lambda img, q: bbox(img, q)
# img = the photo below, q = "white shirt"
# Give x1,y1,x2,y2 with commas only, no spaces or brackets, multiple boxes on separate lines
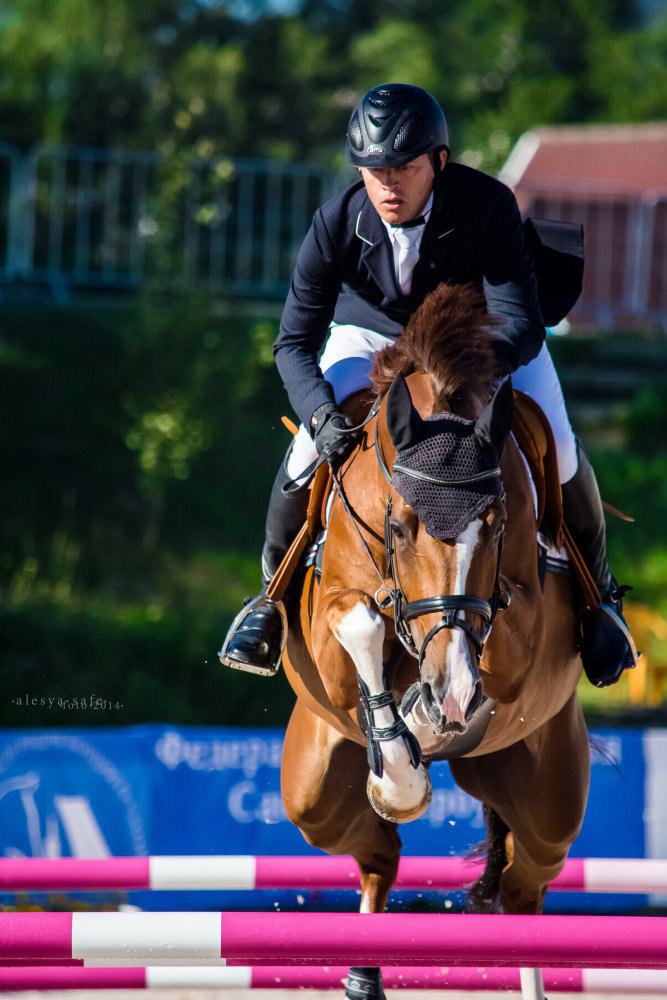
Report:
382,193,433,294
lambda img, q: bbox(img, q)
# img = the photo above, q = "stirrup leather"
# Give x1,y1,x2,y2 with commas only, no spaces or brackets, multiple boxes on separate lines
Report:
218,594,287,677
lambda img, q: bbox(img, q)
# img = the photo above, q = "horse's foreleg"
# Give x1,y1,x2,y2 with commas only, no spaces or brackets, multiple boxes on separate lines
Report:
326,590,432,823
281,699,401,910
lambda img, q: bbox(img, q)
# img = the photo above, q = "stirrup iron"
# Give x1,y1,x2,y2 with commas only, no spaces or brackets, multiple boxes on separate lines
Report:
218,593,287,676
594,601,640,668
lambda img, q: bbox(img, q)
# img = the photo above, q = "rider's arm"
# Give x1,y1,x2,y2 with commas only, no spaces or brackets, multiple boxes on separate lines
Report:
478,180,545,377
273,207,343,429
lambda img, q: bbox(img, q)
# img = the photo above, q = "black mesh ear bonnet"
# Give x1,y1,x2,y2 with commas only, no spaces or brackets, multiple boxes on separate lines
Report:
346,83,449,168
391,413,504,541
385,375,513,542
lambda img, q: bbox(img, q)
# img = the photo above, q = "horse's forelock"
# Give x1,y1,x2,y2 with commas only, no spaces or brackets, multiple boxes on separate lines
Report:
370,284,499,418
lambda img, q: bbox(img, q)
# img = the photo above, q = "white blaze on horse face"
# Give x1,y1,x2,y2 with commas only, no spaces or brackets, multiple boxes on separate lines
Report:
438,519,483,729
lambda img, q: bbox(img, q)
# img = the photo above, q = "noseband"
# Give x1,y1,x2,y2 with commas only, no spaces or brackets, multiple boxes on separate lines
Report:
331,402,508,666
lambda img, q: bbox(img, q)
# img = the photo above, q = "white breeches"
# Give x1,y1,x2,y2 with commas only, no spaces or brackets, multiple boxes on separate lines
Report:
285,323,578,485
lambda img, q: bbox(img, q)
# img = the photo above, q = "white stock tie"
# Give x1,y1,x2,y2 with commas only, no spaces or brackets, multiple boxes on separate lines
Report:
394,227,422,296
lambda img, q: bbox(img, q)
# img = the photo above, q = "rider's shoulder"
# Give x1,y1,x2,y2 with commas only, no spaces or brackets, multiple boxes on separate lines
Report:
317,178,367,222
309,179,368,245
445,161,516,202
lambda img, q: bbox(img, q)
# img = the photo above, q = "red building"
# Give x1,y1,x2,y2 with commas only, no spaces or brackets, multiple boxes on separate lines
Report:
499,123,667,331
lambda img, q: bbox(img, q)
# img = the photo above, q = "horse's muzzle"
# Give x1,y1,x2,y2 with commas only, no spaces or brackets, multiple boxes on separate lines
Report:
420,676,485,734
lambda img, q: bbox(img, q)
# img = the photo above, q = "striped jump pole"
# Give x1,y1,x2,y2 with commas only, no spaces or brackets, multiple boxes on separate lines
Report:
1,855,666,893
1,911,667,968
2,965,667,993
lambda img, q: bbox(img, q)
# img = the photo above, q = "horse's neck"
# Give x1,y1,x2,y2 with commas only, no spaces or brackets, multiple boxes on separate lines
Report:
500,435,541,584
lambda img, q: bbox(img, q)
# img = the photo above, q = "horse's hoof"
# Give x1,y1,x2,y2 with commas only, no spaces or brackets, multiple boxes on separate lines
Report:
366,766,432,823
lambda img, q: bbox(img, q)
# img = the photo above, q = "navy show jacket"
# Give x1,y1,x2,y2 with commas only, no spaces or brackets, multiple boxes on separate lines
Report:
274,162,545,430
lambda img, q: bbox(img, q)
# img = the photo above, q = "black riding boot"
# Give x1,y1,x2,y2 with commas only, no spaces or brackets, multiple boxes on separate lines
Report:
218,456,309,675
561,441,637,687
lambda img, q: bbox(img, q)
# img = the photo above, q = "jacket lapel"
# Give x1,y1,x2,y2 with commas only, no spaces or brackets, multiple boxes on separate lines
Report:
411,183,457,302
355,200,399,293
354,181,459,302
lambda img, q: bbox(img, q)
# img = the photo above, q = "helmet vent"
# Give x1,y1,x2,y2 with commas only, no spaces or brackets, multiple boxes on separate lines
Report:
368,113,392,128
369,90,395,108
393,113,423,152
345,85,448,167
348,112,364,151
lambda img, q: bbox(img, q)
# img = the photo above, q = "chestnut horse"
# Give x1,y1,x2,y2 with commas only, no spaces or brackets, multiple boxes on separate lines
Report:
280,284,589,993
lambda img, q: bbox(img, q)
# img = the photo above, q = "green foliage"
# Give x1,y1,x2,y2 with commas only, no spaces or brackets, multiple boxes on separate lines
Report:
622,389,667,458
349,19,443,97
0,553,297,729
2,2,667,726
589,20,667,121
592,450,667,612
1,0,664,171
0,298,299,726
119,290,286,550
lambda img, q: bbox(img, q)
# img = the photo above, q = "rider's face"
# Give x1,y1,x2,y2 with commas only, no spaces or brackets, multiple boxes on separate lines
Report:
359,150,447,226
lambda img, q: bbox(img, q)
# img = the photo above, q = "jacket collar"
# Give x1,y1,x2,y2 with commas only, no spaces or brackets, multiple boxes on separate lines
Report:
355,184,455,249
353,180,457,297
355,198,386,247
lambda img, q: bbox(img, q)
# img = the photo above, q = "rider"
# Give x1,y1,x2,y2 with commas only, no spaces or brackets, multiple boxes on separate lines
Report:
219,82,636,688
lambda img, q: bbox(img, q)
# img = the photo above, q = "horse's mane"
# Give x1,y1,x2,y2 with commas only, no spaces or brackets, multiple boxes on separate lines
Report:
370,283,500,419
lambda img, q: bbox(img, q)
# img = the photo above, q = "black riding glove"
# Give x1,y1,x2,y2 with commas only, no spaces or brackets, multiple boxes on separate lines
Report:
311,402,360,467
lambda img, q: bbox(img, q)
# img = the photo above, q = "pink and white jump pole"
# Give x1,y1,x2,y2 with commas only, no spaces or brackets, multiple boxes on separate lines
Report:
2,965,667,993
0,912,666,969
0,855,665,894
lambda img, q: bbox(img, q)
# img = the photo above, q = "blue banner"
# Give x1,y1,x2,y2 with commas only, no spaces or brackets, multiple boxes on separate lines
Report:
0,724,661,911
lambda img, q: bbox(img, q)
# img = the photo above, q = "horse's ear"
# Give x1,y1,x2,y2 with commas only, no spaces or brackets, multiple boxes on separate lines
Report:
386,373,424,451
474,377,514,461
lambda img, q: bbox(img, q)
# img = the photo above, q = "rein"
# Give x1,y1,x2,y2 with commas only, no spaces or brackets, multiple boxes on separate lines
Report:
332,402,507,667
283,396,383,495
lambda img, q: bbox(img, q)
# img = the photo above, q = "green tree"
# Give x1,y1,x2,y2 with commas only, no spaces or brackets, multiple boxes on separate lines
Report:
2,0,663,172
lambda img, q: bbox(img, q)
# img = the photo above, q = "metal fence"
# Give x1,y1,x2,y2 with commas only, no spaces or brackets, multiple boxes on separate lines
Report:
0,143,19,280
1,142,665,328
0,144,335,300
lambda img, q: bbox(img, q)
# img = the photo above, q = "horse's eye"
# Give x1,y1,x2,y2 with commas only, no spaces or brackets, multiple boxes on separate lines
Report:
391,522,406,541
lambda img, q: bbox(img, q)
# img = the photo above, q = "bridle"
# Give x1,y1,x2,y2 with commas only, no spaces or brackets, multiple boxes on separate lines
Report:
332,401,508,667
380,492,505,666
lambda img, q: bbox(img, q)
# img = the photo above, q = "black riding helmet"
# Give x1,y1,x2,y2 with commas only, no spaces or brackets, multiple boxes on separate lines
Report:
345,83,449,169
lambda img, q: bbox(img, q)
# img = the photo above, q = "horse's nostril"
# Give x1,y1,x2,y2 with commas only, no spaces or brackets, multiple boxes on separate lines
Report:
420,682,441,725
466,680,484,720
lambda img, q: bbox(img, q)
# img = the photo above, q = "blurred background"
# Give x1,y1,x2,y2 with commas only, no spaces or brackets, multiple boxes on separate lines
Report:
1,0,666,731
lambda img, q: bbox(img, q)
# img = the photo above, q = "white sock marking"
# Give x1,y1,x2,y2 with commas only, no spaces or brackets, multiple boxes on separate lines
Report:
334,602,430,817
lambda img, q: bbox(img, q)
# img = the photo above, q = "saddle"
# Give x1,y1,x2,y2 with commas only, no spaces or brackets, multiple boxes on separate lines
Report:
267,390,601,610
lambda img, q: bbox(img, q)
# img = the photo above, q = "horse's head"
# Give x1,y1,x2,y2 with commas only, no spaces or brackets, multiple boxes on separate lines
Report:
383,372,514,736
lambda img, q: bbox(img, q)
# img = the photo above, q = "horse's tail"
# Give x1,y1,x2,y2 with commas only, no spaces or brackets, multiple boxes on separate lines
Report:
466,805,509,913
